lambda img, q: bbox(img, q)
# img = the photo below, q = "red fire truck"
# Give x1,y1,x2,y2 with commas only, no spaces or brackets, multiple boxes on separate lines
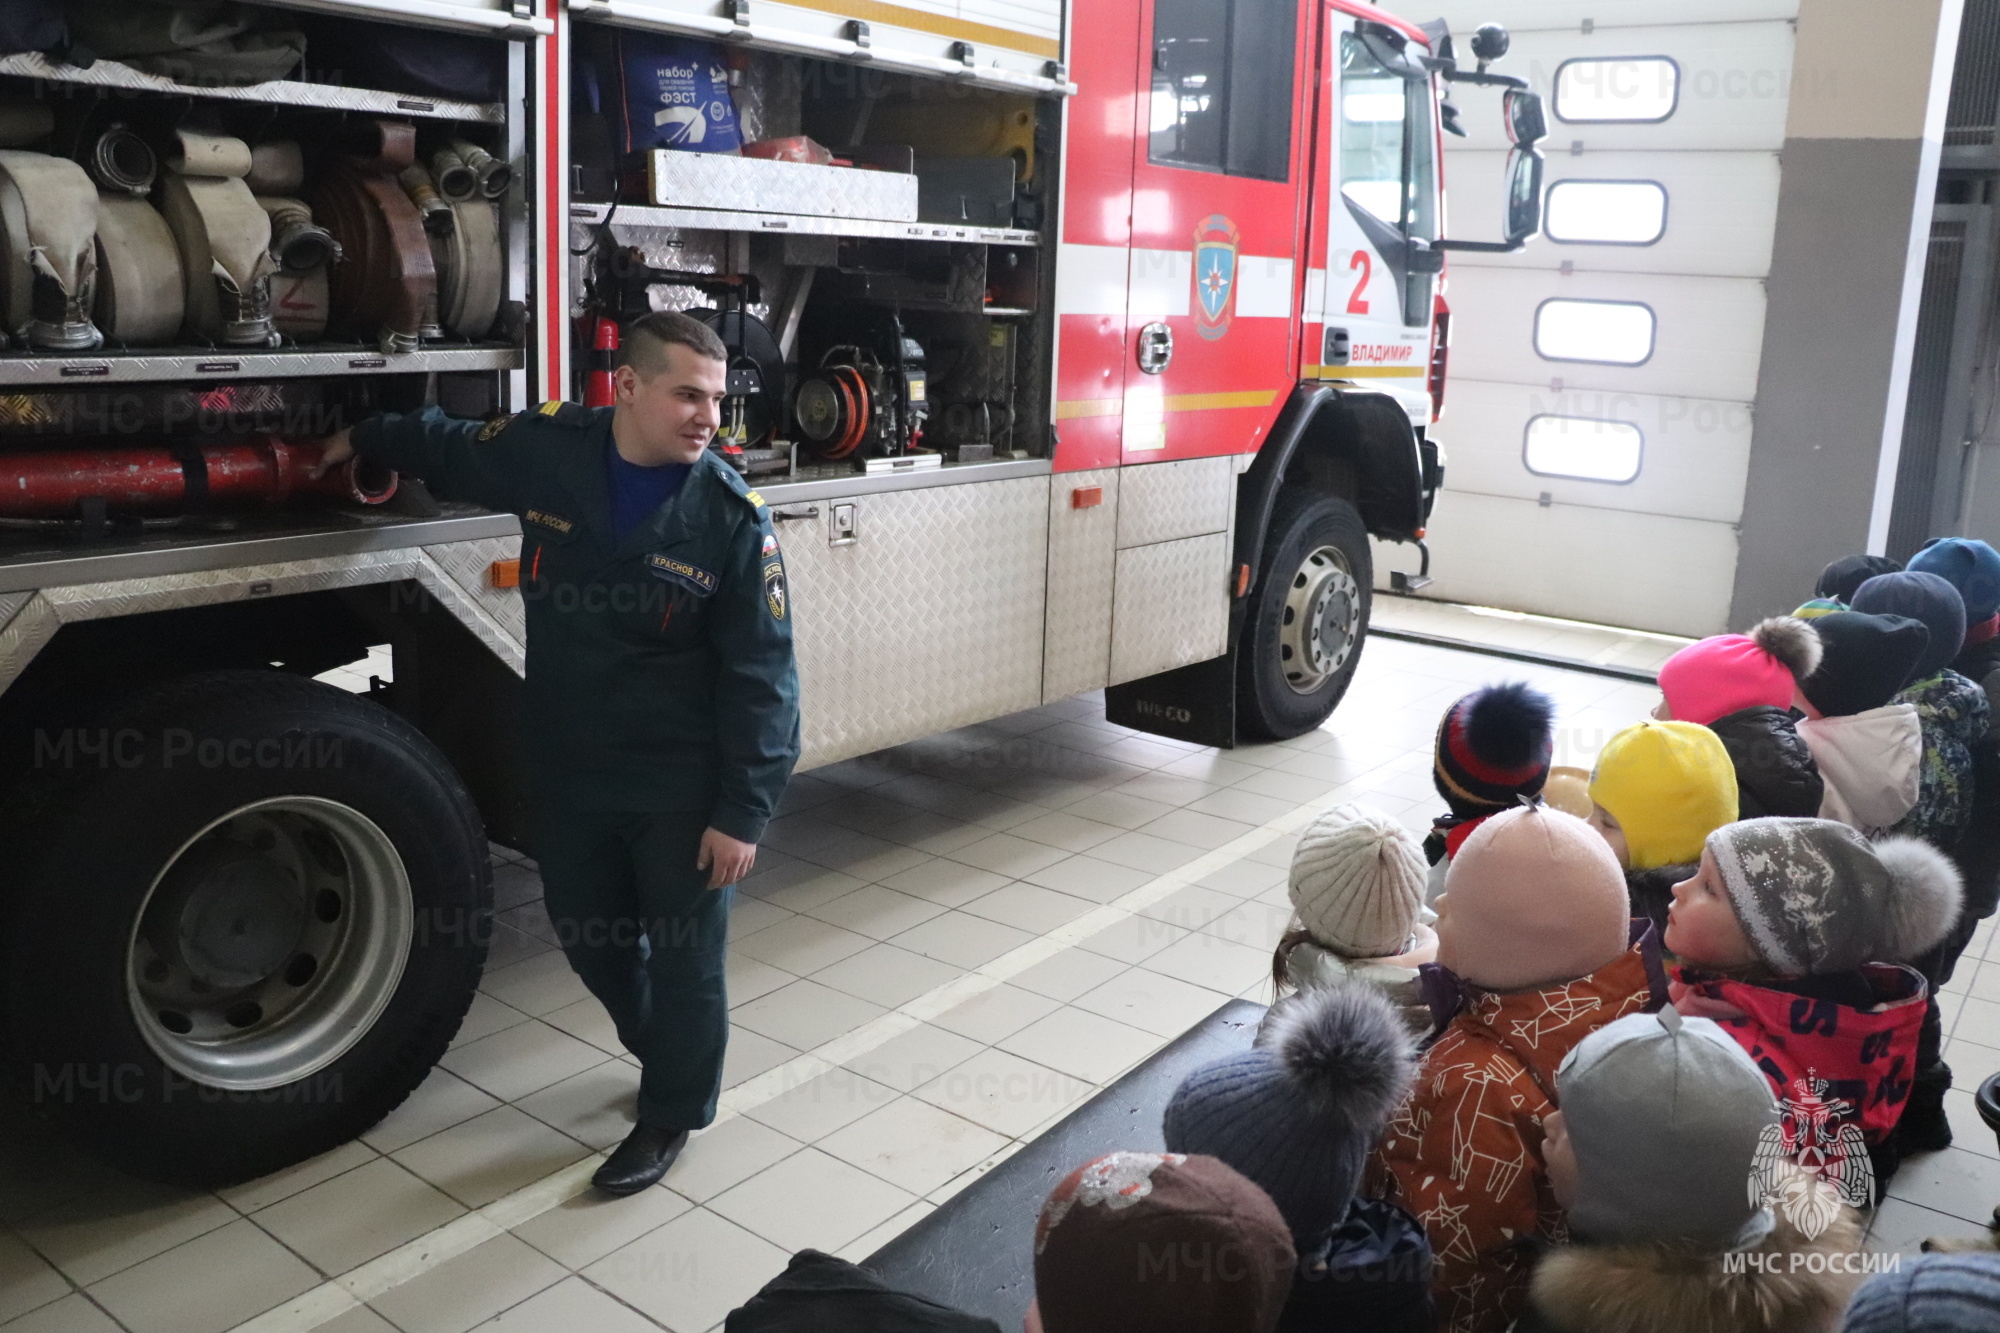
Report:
0,0,1541,1181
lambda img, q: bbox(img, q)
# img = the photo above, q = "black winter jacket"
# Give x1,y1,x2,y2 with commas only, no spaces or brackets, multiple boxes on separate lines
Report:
1279,1198,1434,1333
724,1250,1001,1332
1627,864,1695,941
1707,706,1825,820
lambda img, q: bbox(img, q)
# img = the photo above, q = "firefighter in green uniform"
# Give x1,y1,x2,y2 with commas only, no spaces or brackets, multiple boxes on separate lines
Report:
313,312,799,1195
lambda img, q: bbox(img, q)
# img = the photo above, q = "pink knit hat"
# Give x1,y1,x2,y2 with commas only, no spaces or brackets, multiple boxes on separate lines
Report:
1435,803,1631,992
1656,617,1822,726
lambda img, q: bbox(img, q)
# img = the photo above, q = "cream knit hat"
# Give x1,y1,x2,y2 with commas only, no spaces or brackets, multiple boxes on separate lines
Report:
1288,804,1427,959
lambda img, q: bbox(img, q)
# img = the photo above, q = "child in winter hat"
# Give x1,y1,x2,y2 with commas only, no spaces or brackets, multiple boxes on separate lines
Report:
1793,610,1929,832
1271,805,1437,1035
1029,1152,1296,1333
1843,1253,2000,1333
1665,818,1962,1189
1424,683,1555,889
1851,571,1990,851
1818,552,1904,605
1169,984,1432,1332
1372,803,1658,1333
1526,1008,1866,1333
1910,536,2000,710
1656,616,1825,819
1587,720,1739,934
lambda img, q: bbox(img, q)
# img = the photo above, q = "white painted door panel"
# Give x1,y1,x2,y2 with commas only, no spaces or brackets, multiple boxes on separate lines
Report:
1425,3,1797,31
1445,149,1781,278
1440,379,1753,524
1444,22,1796,153
1398,489,1738,638
1444,266,1766,402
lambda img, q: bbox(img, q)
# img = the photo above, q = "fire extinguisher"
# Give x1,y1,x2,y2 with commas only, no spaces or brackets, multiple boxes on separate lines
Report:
583,316,618,407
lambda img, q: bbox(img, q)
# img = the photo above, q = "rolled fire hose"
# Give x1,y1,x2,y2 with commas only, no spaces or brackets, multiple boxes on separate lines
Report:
0,437,397,517
167,129,254,180
158,131,280,348
269,266,329,343
432,199,501,340
245,140,305,196
429,146,478,202
396,165,455,237
86,124,156,196
0,151,104,351
447,139,511,200
309,155,437,354
257,197,341,272
93,194,185,345
342,120,416,175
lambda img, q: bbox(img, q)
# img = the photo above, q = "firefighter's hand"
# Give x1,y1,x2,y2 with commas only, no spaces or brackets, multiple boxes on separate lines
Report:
698,827,757,889
310,428,356,480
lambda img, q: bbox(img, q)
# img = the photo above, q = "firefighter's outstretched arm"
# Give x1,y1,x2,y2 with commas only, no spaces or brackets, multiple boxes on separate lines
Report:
311,407,535,515
705,505,802,849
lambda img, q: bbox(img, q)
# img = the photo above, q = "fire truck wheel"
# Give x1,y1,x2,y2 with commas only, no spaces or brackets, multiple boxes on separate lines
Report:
1237,491,1372,740
0,671,491,1187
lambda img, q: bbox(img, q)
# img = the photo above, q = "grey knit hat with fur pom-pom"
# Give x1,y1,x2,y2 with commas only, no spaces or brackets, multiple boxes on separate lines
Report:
1707,817,1963,975
1163,982,1417,1241
1289,804,1427,959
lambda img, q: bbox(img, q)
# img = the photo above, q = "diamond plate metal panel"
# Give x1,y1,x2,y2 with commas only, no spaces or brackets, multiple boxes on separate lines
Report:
785,476,1050,769
0,548,529,696
1108,533,1229,686
423,535,526,646
1116,456,1234,549
648,151,919,221
1042,468,1118,704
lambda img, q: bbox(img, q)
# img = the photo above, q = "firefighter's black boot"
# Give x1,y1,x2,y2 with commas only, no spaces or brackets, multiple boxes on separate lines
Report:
593,1122,689,1196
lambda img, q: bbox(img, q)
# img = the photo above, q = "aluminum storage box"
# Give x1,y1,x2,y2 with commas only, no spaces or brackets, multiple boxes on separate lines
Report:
646,150,919,222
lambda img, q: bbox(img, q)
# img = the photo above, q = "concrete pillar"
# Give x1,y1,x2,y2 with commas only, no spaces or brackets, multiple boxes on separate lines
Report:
1729,0,1964,624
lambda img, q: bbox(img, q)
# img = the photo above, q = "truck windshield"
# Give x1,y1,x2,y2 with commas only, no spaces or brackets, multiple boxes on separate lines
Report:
1338,32,1435,243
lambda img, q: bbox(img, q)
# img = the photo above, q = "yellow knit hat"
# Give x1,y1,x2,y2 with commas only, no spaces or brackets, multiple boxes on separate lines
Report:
1588,721,1739,870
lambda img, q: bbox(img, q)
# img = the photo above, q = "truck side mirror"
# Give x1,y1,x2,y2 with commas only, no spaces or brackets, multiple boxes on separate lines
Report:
1504,89,1547,147
1505,146,1545,245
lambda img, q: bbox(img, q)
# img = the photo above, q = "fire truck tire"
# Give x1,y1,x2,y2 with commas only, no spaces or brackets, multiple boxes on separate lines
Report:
1237,490,1372,740
0,671,491,1187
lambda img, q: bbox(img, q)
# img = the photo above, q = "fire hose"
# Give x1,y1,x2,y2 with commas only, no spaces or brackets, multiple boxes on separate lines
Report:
0,437,396,518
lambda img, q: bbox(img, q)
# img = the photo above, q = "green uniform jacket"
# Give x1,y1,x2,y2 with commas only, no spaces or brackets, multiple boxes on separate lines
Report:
353,402,800,842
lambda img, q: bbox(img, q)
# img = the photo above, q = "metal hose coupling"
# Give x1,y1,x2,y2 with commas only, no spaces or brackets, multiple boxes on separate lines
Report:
259,197,343,272
214,266,280,348
429,147,479,202
396,165,456,237
87,124,157,196
448,139,511,200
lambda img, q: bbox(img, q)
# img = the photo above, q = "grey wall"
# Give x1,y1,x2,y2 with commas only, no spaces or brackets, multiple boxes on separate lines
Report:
1731,138,1933,619
1729,0,1963,623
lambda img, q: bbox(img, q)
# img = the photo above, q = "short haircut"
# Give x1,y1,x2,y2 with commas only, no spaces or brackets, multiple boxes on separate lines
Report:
617,310,727,376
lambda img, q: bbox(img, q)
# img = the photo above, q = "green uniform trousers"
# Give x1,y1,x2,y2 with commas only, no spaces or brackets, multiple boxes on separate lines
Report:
531,801,731,1131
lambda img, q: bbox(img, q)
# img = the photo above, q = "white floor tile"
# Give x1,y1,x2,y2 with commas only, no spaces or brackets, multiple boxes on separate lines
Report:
720,1026,798,1090
252,1157,465,1276
662,1118,801,1205
959,882,1098,934
1007,946,1130,1001
910,1046,1094,1138
808,943,966,1009
837,1023,985,1094
708,1149,918,1253
1072,968,1234,1038
438,1021,612,1104
448,993,534,1050
729,980,887,1051
477,952,590,1020
0,1230,69,1325
217,1139,377,1214
888,911,1035,969
741,1067,900,1143
18,1179,235,1289
877,859,1014,908
944,833,1071,879
470,1276,667,1333
364,1067,503,1155
996,1006,1164,1085
511,1184,693,1272
514,1061,644,1151
0,1294,122,1333
366,1232,567,1333
930,983,1063,1044
803,885,949,941
730,916,876,975
584,1207,788,1333
817,1099,1010,1197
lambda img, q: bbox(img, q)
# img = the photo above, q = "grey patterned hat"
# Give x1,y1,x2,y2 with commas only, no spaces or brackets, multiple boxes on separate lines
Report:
1706,818,1963,975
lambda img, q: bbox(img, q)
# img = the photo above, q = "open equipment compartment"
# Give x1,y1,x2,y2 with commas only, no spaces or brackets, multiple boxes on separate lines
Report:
567,20,1061,486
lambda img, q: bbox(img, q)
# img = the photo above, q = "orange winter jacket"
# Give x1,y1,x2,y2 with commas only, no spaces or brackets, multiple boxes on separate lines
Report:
1371,924,1664,1333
